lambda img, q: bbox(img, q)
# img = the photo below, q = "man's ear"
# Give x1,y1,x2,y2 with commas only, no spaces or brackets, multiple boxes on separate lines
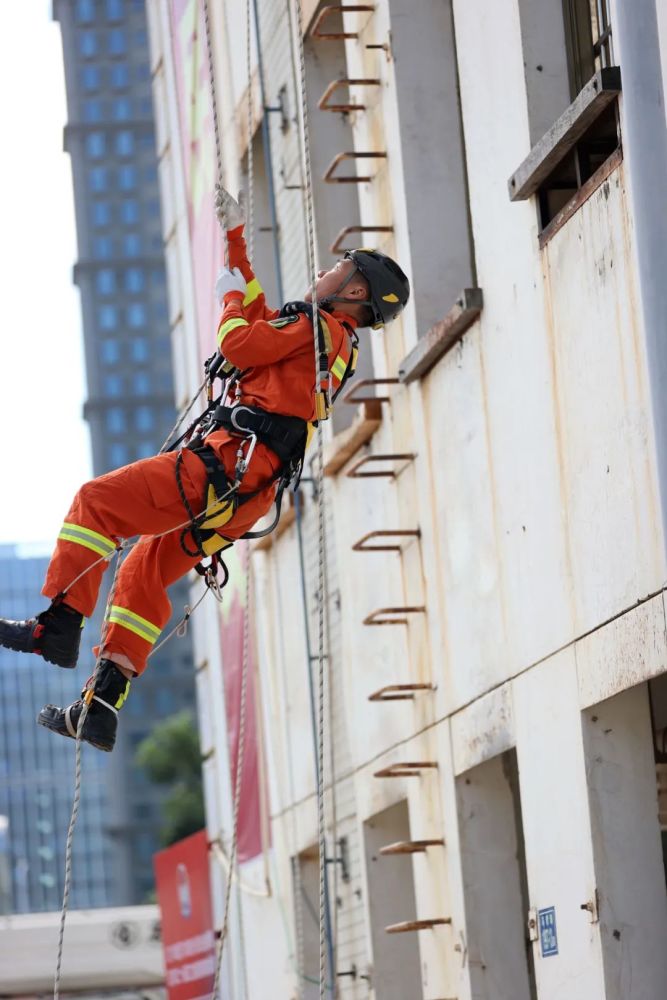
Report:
348,281,368,300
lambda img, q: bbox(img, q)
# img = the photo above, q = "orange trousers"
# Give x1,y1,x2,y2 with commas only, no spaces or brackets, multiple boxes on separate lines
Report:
42,435,278,674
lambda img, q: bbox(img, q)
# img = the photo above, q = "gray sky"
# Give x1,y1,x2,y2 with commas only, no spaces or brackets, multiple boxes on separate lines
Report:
0,2,90,548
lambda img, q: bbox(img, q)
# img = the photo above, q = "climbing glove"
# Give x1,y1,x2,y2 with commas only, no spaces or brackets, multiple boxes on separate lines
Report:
215,184,246,230
215,266,247,304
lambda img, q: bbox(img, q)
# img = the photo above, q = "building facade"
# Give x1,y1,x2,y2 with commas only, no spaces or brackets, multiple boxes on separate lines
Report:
147,1,667,998
0,544,113,913
54,0,197,905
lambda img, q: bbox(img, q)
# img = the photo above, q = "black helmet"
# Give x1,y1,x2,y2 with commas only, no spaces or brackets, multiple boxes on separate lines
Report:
344,249,410,328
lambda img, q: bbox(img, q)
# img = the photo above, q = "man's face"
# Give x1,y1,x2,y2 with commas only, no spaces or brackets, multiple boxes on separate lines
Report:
304,258,360,303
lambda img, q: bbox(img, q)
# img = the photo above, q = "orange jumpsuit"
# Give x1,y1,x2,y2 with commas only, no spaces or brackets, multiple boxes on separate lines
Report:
42,226,357,674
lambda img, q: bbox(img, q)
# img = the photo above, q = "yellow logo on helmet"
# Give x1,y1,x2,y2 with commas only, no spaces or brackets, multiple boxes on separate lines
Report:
382,293,399,303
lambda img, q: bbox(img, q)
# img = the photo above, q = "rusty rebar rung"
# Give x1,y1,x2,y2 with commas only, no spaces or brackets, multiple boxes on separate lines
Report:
324,151,387,183
379,839,444,856
309,5,375,41
342,377,399,405
385,918,451,934
330,225,393,255
374,761,438,779
353,529,420,552
318,77,381,113
363,606,425,626
368,682,434,702
346,453,415,479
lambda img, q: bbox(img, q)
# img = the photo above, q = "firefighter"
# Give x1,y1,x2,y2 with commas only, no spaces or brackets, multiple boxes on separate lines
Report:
0,187,410,752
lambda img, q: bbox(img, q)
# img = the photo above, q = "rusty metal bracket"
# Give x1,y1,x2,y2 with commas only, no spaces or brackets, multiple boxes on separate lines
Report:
374,761,437,778
368,682,433,701
353,529,420,553
324,151,386,183
385,918,451,933
318,77,381,113
342,378,399,405
330,224,393,254
363,606,425,626
346,453,415,478
379,839,444,855
309,5,375,40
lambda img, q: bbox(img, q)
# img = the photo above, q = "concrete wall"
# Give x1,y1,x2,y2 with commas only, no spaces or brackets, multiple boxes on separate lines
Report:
148,0,667,996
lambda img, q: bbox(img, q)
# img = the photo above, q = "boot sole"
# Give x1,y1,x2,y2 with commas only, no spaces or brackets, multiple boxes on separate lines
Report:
37,713,114,752
0,637,78,669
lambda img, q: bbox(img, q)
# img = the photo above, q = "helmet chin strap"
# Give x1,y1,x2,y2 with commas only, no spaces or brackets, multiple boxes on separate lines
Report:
320,266,373,315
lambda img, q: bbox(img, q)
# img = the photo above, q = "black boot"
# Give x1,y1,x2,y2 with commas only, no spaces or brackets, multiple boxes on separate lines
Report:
0,600,83,668
37,659,130,752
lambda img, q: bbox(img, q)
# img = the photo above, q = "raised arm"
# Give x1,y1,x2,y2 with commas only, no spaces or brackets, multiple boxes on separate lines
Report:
215,185,278,325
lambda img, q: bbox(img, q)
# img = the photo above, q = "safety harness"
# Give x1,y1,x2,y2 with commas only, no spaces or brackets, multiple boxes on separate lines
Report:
171,301,358,570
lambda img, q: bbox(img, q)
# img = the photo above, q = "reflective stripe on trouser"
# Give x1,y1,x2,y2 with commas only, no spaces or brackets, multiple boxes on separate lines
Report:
58,522,117,558
42,439,278,674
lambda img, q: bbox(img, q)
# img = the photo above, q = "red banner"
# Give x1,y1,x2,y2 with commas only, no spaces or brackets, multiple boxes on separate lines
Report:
154,829,216,1000
169,0,224,366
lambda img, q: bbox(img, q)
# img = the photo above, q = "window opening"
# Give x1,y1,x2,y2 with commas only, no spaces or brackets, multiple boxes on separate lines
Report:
110,64,129,89
80,66,100,92
92,201,111,227
562,0,613,98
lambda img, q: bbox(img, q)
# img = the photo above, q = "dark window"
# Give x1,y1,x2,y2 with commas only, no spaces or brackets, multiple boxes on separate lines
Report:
562,0,613,97
80,66,100,91
116,130,134,156
135,406,154,431
106,0,124,21
133,373,151,396
110,64,129,89
103,374,123,397
108,29,126,56
93,236,114,259
137,441,155,460
92,201,111,227
76,0,95,22
79,31,97,58
89,167,108,193
106,408,126,433
120,200,139,225
131,337,149,361
101,339,120,363
118,165,136,191
109,443,129,467
85,132,105,158
127,303,147,328
112,98,132,121
83,99,103,122
96,269,116,294
98,305,118,330
123,233,142,257
124,267,145,292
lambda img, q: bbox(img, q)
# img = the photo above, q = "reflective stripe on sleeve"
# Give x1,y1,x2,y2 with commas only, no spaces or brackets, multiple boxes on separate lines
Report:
58,522,117,558
106,605,161,645
242,278,262,307
217,316,249,348
331,354,348,382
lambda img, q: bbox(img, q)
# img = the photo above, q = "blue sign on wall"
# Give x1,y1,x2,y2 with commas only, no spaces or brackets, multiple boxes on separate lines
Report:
539,906,559,957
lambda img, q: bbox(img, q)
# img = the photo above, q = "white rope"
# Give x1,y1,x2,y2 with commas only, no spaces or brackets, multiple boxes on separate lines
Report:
211,545,252,997
290,2,329,996
53,538,128,998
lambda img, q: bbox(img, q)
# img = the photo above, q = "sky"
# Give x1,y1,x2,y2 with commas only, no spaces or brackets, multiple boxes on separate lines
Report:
0,2,90,550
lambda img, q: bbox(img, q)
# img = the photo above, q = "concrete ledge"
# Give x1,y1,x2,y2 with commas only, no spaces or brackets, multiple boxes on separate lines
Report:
508,67,622,202
398,288,483,384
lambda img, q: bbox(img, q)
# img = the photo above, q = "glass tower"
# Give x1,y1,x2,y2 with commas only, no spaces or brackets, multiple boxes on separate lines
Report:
0,544,113,912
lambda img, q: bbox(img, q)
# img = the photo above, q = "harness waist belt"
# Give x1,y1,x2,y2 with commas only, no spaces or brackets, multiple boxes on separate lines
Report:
212,404,307,464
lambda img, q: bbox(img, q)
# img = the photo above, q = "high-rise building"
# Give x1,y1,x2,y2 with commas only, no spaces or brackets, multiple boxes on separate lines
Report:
0,544,113,912
53,0,197,904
